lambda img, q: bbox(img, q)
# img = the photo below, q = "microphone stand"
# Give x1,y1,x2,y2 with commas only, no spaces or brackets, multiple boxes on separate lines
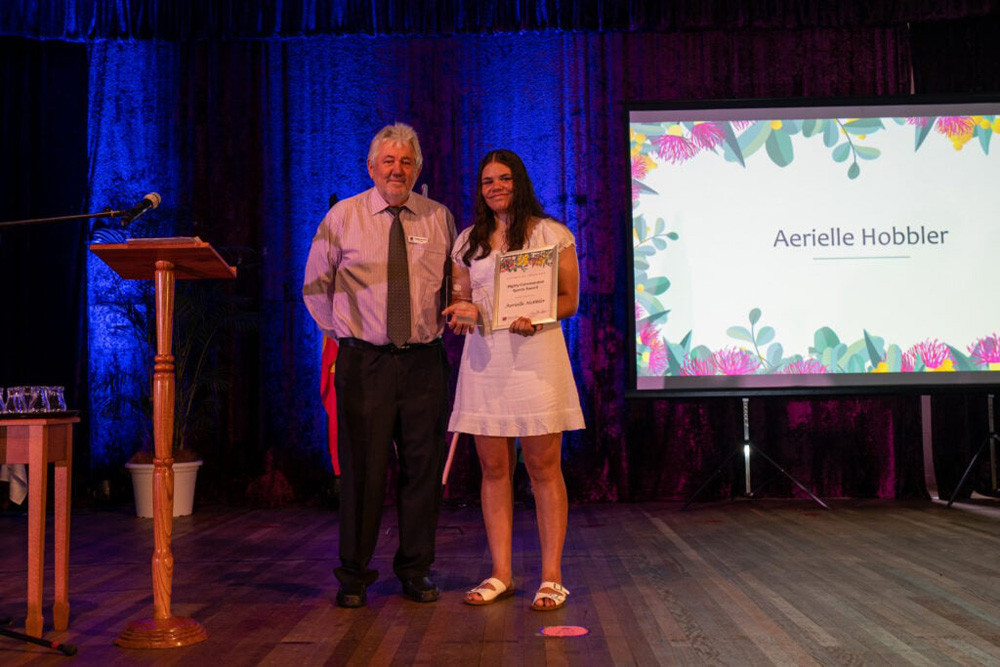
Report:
0,208,133,229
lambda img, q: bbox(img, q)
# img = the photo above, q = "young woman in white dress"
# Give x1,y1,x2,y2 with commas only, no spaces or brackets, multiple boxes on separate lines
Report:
443,149,585,611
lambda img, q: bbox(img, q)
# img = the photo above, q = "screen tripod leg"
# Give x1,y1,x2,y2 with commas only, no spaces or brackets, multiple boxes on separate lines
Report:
947,433,1000,507
682,397,828,510
681,446,745,511
749,445,829,509
948,394,999,507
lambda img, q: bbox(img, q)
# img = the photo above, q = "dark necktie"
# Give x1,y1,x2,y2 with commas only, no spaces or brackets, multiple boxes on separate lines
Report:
386,206,411,347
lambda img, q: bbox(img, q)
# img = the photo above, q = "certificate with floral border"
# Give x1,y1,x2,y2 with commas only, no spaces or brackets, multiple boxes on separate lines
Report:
492,244,559,329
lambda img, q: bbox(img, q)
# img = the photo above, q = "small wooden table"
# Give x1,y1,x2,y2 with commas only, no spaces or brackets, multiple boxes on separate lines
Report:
0,415,78,638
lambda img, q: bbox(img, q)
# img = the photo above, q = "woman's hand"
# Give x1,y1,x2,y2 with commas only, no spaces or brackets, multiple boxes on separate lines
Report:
509,316,542,337
443,301,479,335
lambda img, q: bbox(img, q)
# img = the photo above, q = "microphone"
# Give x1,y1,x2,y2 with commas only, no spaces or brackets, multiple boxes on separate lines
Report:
119,192,161,225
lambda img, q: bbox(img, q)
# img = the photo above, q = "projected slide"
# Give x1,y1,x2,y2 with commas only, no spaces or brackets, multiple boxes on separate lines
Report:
628,97,1000,394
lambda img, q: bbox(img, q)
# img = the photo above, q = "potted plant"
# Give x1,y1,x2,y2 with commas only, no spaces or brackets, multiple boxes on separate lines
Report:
107,276,254,517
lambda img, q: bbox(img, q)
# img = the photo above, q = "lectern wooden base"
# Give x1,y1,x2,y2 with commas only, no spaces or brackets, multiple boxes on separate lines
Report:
115,616,208,649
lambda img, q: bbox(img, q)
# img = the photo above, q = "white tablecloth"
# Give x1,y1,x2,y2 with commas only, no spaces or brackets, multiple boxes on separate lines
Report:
0,463,27,504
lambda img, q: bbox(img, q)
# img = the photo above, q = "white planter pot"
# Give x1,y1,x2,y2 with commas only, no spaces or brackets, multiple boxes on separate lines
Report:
125,460,203,518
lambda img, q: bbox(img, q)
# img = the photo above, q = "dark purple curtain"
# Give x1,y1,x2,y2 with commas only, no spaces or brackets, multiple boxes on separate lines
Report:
548,27,922,503
3,2,999,505
908,14,1000,502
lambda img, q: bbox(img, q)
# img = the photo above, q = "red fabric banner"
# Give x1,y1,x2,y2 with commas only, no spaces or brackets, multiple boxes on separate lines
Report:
320,337,340,475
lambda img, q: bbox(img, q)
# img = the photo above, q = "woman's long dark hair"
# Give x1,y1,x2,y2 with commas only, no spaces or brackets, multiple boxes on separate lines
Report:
461,149,552,266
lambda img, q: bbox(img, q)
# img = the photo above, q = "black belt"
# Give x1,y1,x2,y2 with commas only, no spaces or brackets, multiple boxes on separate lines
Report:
338,337,442,354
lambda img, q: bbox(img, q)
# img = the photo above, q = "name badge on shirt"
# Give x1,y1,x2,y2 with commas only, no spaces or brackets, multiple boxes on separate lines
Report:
407,235,429,244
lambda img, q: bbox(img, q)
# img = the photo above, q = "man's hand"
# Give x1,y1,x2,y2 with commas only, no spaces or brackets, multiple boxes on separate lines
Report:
443,301,478,335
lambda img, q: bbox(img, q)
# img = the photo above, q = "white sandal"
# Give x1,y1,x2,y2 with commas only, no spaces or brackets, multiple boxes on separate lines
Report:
465,577,515,606
531,581,570,611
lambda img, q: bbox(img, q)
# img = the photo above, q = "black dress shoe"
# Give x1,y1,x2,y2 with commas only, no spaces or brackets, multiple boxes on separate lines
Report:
401,576,440,603
336,587,367,608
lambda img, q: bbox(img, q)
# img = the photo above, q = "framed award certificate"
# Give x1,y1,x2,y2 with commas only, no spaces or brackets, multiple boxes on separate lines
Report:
492,244,559,329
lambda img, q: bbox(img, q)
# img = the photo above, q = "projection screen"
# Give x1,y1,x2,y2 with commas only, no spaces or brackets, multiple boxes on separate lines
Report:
627,96,1000,396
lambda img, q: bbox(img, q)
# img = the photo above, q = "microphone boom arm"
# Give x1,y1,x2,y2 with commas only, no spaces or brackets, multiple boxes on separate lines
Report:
1,193,160,229
0,208,131,229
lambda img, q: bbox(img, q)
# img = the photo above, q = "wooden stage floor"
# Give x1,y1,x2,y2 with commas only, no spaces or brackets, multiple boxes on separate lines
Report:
2,498,1000,664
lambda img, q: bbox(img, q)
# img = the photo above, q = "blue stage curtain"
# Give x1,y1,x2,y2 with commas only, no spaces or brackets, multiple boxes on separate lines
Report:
4,3,998,503
84,40,186,473
73,21,937,503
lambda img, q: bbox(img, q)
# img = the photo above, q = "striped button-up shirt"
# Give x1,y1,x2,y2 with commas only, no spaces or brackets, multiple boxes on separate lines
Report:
303,187,456,345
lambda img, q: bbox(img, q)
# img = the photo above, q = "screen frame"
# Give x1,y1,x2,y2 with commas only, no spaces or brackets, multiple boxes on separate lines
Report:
624,93,1000,398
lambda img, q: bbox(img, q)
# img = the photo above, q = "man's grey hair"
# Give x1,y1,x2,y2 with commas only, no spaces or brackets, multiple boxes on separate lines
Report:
367,122,423,171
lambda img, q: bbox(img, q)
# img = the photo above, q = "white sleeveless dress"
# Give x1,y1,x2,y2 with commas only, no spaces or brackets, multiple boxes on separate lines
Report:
448,219,585,437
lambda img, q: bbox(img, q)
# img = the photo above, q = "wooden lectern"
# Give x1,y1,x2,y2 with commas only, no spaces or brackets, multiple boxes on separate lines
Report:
90,239,236,649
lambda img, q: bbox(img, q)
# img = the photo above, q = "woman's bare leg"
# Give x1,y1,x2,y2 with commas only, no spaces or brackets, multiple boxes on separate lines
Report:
520,432,567,607
466,435,517,601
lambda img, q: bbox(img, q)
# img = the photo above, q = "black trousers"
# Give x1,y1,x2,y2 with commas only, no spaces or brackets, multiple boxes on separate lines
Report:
333,338,450,589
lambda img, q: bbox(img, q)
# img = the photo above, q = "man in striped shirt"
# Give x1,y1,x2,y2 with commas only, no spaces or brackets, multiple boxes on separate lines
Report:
303,123,456,608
